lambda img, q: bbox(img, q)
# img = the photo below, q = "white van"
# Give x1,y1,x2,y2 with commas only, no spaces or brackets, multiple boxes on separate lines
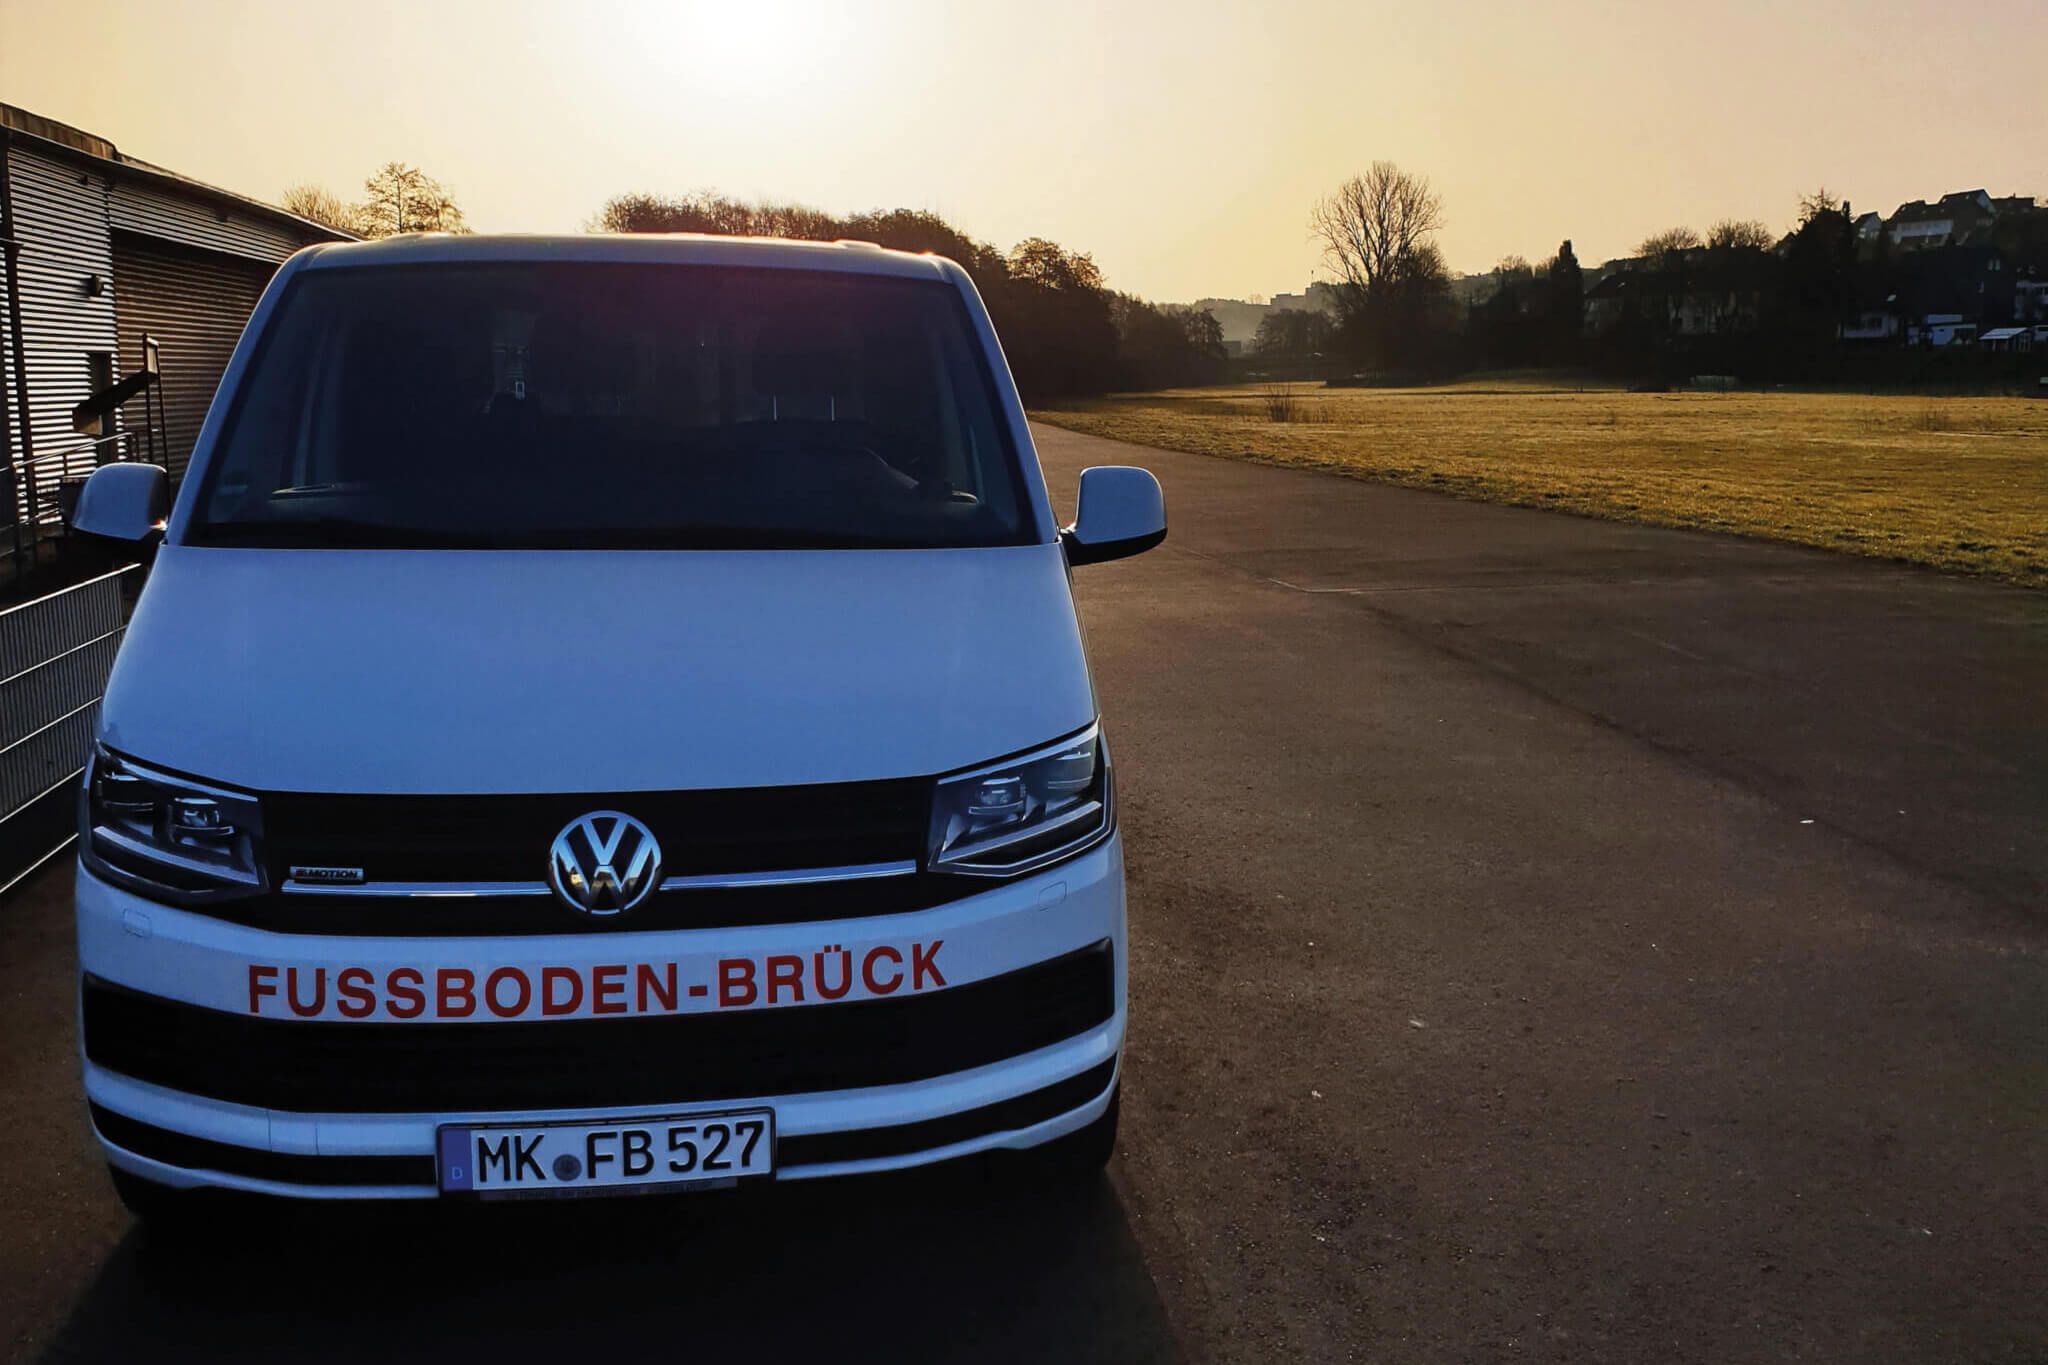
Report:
68,234,1164,1215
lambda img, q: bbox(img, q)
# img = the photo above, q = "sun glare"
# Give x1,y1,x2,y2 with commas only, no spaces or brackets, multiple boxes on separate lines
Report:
646,0,840,95
690,3,805,56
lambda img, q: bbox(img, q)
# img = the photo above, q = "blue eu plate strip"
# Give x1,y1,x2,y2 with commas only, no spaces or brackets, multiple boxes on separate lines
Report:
437,1128,474,1191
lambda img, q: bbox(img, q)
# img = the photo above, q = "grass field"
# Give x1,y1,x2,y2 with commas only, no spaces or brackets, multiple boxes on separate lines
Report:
1032,380,2048,585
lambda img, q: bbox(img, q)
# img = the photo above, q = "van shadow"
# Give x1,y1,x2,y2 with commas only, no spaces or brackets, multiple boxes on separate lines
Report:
37,1160,1180,1364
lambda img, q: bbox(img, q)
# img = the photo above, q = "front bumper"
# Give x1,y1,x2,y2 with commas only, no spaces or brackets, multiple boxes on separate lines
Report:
76,836,1125,1199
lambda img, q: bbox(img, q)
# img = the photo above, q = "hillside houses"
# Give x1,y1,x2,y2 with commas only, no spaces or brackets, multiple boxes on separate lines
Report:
1582,248,1774,338
1850,190,2045,346
1581,188,2045,352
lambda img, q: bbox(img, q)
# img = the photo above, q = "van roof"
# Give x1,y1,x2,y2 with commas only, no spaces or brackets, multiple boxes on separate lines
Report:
295,233,955,280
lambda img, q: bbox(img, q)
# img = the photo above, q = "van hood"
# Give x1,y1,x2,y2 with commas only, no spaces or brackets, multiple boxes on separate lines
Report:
102,545,1096,794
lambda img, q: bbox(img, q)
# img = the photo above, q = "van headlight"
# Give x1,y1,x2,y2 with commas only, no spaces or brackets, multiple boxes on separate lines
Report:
82,747,267,902
929,724,1113,877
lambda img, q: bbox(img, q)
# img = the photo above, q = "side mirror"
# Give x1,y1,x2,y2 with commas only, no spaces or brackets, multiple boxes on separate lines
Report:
1061,466,1165,566
71,462,169,542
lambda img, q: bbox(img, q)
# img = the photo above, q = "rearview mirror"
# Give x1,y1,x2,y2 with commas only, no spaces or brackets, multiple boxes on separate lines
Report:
1061,466,1165,566
71,463,169,542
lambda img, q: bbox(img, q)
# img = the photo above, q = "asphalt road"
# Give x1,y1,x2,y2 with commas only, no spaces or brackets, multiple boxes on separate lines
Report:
6,422,2046,1362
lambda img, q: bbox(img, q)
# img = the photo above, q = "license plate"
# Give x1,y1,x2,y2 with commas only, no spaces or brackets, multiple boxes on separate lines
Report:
437,1109,775,1197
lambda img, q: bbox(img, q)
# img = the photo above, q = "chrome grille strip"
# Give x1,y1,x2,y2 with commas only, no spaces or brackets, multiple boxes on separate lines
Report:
280,879,554,898
279,859,920,898
660,860,917,891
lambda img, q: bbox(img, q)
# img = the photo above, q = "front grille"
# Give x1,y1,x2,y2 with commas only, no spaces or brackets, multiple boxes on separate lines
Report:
82,941,1114,1114
233,776,950,934
211,876,977,936
266,779,929,883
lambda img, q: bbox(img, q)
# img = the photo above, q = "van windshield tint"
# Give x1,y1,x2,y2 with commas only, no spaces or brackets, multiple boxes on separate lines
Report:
189,264,1032,550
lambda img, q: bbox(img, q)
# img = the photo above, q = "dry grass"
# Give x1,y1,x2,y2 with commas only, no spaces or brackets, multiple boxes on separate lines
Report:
1254,382,1329,424
1032,379,2048,585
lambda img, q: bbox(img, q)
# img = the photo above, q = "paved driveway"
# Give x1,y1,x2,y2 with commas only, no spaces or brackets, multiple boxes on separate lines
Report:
4,424,2044,1363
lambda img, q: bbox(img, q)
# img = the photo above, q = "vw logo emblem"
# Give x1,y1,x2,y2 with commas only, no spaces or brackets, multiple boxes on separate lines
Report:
548,811,663,917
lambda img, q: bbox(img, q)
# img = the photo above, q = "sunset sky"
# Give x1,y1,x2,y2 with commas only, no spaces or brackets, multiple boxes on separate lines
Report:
2,0,2041,302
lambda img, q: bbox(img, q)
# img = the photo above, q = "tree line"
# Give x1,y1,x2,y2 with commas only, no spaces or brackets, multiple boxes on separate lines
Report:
1291,165,2046,383
279,171,1226,399
287,160,2037,393
591,193,1225,399
284,164,469,237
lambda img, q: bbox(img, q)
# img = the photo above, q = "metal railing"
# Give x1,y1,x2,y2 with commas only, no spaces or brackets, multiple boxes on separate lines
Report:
0,564,134,897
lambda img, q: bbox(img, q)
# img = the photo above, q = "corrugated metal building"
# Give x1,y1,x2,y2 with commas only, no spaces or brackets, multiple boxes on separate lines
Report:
0,104,353,563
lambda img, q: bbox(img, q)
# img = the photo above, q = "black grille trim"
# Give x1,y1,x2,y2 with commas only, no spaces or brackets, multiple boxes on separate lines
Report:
92,1105,435,1186
87,1059,1116,1189
82,941,1115,1114
780,1058,1116,1166
264,780,930,885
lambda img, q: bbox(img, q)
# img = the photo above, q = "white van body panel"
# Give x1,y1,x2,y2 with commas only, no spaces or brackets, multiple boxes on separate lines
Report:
103,542,1094,793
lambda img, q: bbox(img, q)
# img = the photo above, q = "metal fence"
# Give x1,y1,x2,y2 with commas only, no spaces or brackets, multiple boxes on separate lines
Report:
0,564,133,896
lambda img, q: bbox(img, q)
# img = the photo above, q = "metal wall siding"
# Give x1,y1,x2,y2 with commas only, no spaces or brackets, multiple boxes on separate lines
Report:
5,147,116,501
0,209,11,477
113,239,273,478
109,181,314,265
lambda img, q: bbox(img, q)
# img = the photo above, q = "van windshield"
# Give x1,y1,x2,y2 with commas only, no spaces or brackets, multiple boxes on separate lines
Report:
188,263,1033,550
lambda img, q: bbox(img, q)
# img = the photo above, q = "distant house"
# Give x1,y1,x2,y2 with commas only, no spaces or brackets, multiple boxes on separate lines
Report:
1978,326,2042,354
1840,305,1903,342
1675,252,1770,335
1909,314,1978,347
1580,267,1634,335
1580,248,1768,338
1882,189,2011,252
1,103,352,550
1888,244,2011,336
2016,279,2048,323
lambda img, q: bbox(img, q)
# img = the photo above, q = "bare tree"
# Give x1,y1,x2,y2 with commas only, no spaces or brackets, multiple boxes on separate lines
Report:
359,163,468,237
1492,254,1537,284
1008,237,1104,292
1253,308,1333,359
1707,219,1775,251
591,191,758,236
751,201,841,242
1636,226,1704,259
1797,188,1844,225
1310,162,1445,302
280,183,361,235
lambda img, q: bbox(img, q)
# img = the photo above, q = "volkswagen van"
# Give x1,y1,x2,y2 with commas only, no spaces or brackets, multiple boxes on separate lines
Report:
68,234,1163,1215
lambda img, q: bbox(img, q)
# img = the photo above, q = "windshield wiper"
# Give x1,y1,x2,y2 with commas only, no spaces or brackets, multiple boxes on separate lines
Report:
189,517,502,549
